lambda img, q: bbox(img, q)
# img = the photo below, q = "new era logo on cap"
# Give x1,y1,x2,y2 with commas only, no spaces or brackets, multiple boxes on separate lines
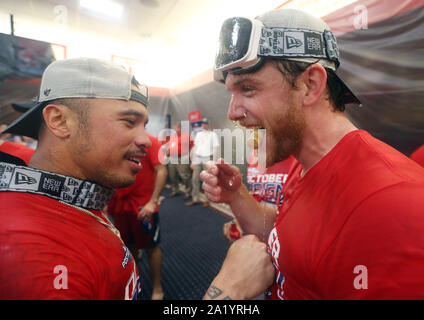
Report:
15,172,37,185
286,36,303,49
284,32,305,53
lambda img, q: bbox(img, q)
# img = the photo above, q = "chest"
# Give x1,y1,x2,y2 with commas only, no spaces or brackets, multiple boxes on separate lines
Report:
267,176,360,298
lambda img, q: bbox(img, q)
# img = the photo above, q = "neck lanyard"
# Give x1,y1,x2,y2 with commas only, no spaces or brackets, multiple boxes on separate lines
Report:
0,162,114,210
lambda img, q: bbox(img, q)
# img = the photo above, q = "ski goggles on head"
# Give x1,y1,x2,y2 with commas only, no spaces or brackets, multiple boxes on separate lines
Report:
214,16,341,82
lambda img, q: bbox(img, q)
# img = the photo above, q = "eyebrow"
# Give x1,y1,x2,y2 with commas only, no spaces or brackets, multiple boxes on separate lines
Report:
227,75,262,90
118,109,144,117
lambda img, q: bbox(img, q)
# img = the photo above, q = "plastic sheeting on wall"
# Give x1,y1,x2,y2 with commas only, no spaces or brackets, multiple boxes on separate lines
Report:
328,0,424,155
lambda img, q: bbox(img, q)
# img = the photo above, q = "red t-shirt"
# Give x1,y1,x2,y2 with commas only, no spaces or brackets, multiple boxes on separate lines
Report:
0,141,34,164
247,151,297,205
167,132,193,156
268,130,424,299
0,193,140,299
410,145,424,167
107,134,162,215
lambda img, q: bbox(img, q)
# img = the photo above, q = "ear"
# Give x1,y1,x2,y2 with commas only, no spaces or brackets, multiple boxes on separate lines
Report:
42,104,73,139
301,63,327,107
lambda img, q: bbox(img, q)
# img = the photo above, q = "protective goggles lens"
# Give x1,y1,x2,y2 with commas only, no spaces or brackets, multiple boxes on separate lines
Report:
214,17,264,82
214,16,340,82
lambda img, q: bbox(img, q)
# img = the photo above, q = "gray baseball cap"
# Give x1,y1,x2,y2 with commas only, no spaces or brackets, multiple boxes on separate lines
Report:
214,8,360,105
257,9,360,105
2,57,148,139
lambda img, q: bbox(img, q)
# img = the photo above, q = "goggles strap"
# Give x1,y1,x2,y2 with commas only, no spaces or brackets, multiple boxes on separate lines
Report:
258,27,339,67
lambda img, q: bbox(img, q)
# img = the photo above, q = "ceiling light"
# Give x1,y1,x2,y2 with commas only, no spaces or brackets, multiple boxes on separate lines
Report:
80,0,124,20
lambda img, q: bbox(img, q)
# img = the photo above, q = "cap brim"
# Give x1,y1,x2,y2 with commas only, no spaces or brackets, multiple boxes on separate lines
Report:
11,100,38,113
2,101,46,139
332,71,361,105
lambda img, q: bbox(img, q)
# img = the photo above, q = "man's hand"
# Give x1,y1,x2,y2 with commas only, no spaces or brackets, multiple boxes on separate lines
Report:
204,235,275,300
200,159,243,204
137,200,156,221
223,220,243,242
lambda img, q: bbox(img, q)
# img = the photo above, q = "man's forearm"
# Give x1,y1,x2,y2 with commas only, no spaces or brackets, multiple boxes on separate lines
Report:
203,285,232,300
228,184,276,242
150,165,167,203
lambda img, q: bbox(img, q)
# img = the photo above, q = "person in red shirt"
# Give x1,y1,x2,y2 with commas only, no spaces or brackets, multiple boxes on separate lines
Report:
165,122,193,199
0,124,35,164
0,58,151,299
201,8,424,299
107,134,167,300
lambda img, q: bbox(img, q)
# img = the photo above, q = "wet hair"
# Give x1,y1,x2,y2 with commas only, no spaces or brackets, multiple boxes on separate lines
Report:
270,59,345,112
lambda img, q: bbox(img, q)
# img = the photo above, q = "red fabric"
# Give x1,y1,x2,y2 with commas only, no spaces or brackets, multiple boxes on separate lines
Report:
167,132,193,156
0,141,34,164
247,151,297,205
268,130,424,299
107,134,161,215
410,145,424,167
112,210,156,250
0,193,140,299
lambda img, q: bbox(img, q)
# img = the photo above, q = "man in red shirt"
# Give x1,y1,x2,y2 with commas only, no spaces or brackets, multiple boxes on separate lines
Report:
107,134,167,300
0,58,151,299
165,122,193,199
201,8,424,299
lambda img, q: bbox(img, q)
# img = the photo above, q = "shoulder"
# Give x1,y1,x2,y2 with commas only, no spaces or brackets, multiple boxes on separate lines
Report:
316,182,424,299
328,130,424,199
410,145,424,167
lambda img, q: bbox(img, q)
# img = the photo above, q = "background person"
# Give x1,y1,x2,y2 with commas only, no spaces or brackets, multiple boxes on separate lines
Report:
186,117,220,207
107,133,167,300
223,129,297,242
0,123,35,164
166,122,193,199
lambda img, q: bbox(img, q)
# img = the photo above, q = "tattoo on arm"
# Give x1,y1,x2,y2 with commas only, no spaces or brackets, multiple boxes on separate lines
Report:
206,285,232,300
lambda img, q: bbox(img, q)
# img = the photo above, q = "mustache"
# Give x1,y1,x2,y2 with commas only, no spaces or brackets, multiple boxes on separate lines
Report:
124,149,147,158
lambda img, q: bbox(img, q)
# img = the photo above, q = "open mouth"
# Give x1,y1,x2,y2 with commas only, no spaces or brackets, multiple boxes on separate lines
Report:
125,150,146,168
127,157,141,166
235,119,265,130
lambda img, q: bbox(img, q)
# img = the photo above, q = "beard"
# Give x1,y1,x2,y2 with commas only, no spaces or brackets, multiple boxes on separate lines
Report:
263,100,305,167
71,124,137,189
